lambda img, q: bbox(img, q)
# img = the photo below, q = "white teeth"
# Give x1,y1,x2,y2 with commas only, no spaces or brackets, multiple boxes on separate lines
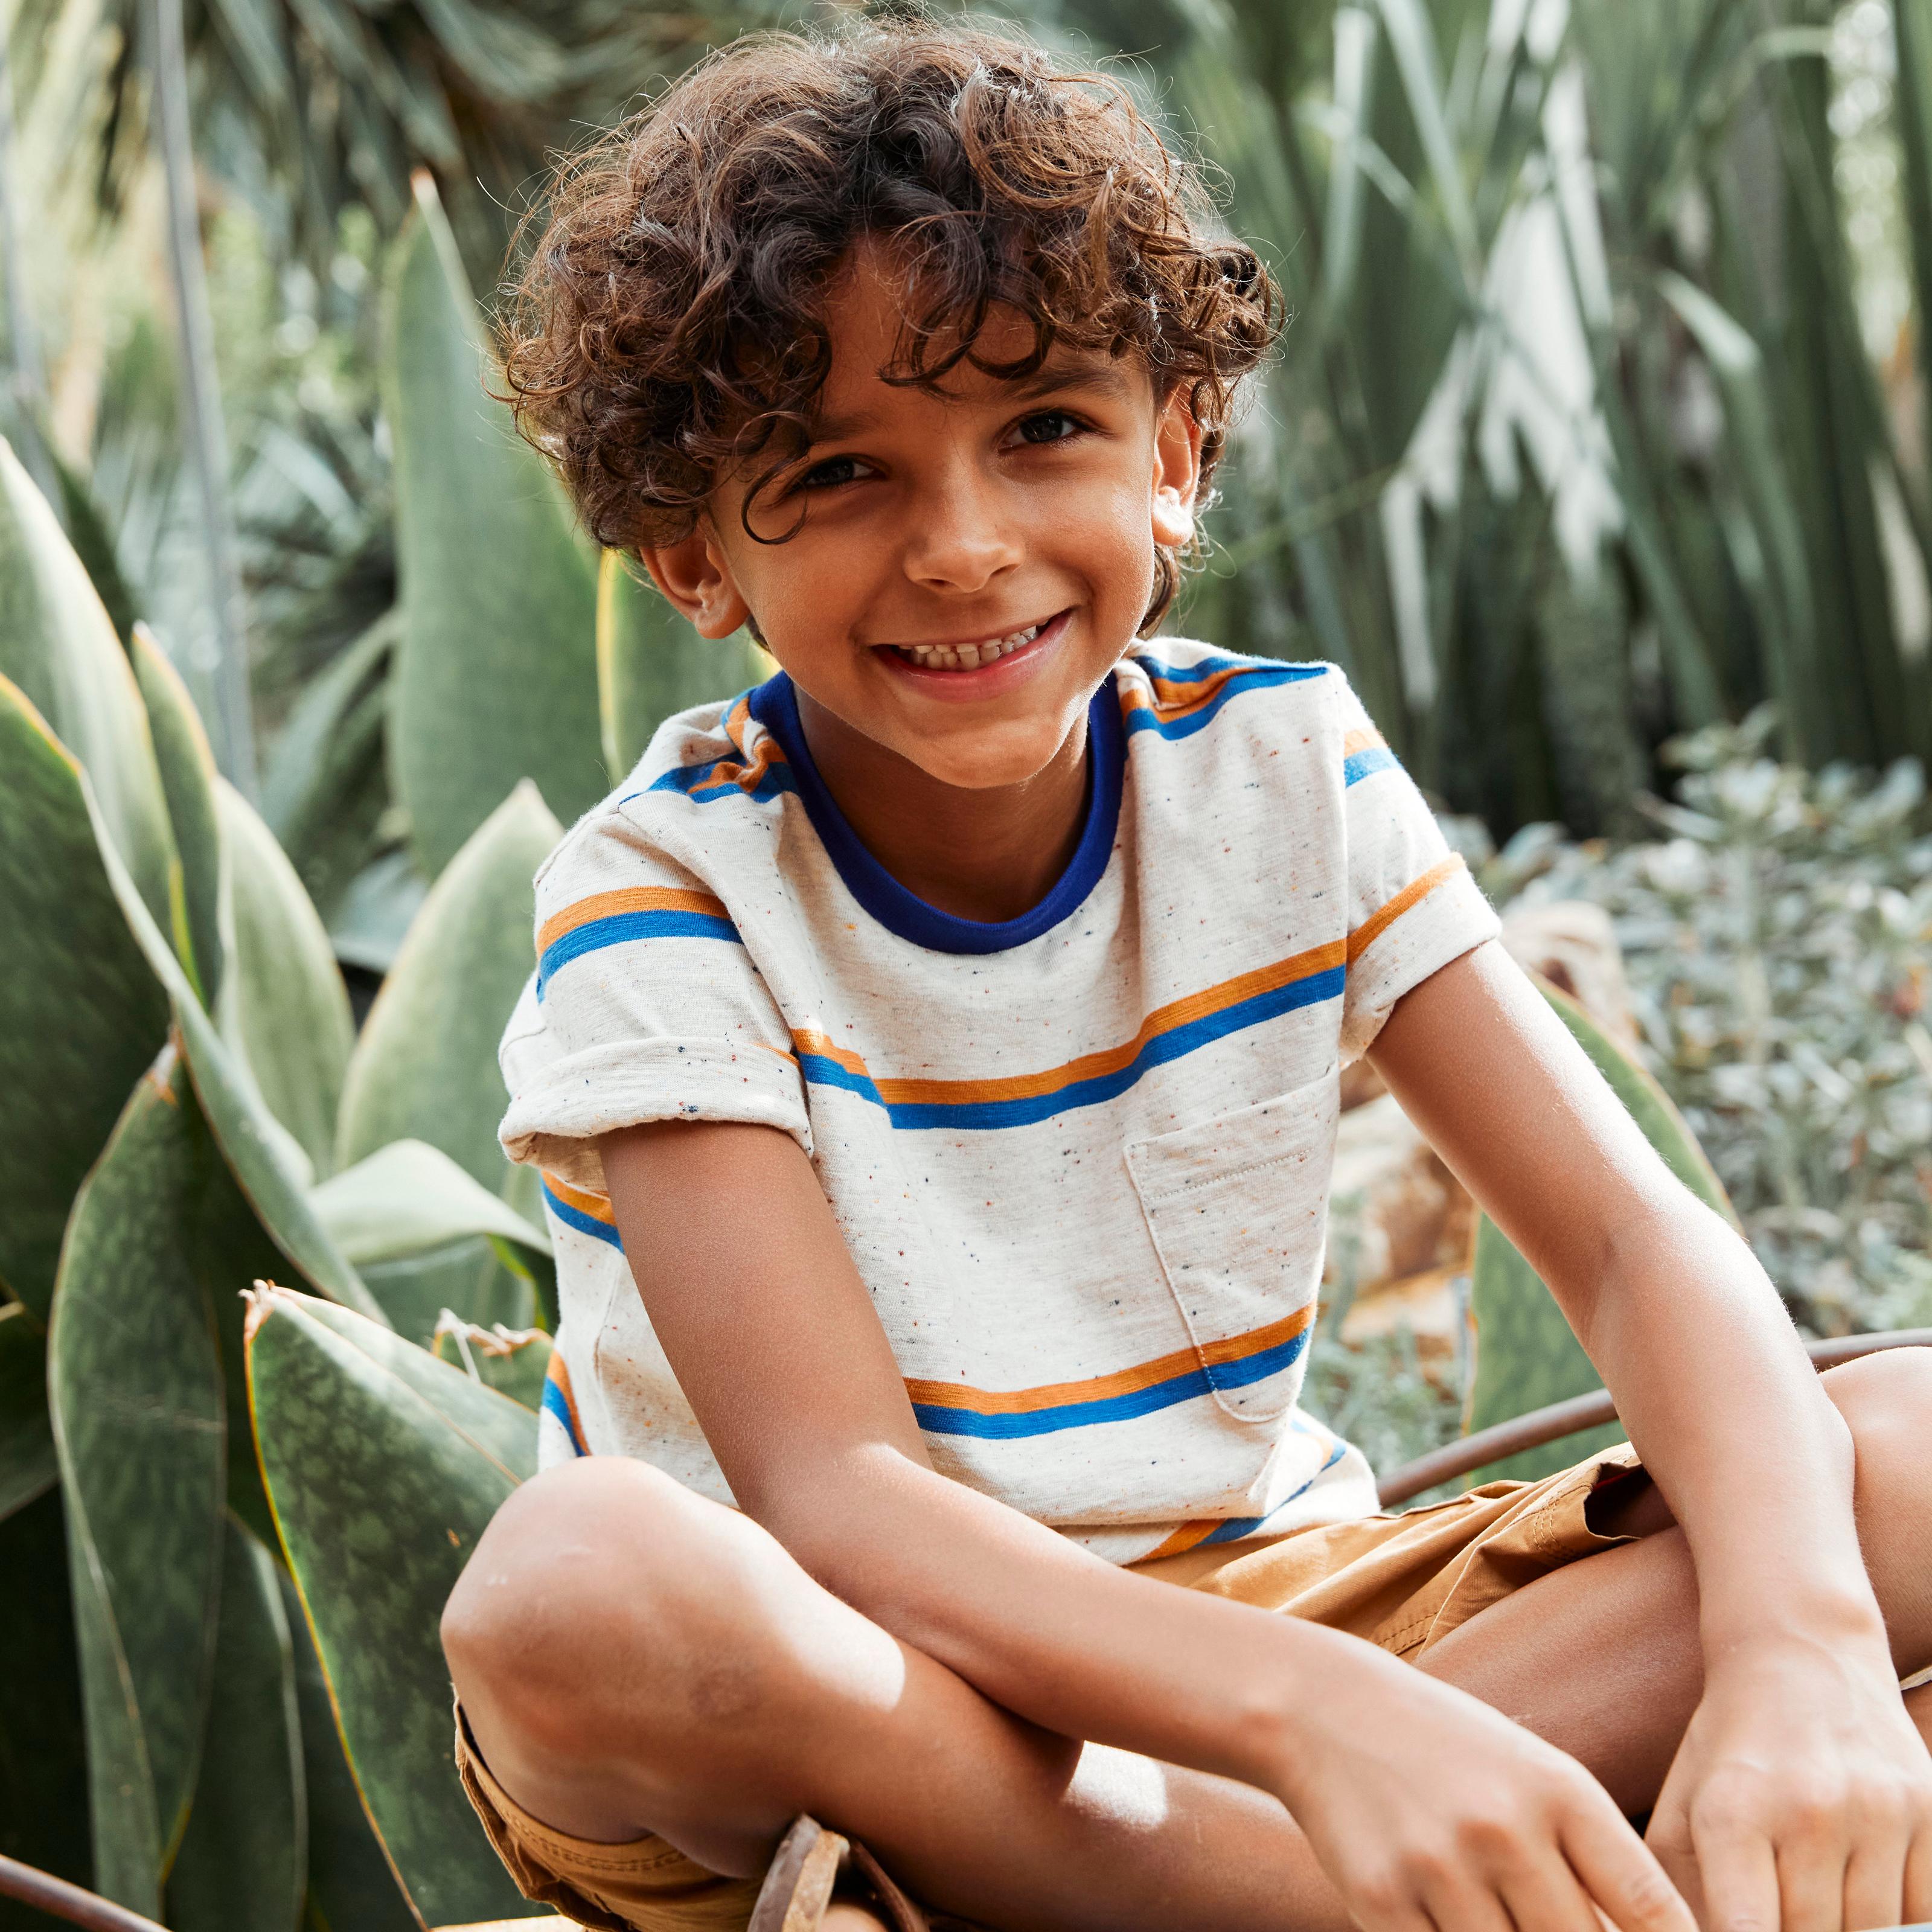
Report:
898,622,1044,671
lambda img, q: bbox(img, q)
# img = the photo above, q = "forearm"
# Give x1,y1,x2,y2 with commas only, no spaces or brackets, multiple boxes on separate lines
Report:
744,1441,1395,1799
1576,1194,1884,1656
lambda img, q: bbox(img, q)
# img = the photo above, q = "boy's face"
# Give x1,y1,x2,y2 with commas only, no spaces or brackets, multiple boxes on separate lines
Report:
640,243,1202,791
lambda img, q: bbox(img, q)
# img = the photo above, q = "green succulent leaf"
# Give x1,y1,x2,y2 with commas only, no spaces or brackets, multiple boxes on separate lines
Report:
248,1284,535,1927
57,716,385,1323
0,1303,56,1526
0,676,169,1322
0,438,176,933
596,549,766,776
129,624,227,1008
261,612,397,930
1465,976,1734,1482
0,1488,93,1922
168,1515,307,1932
384,171,602,880
48,1050,228,1912
281,1569,418,1932
217,777,357,1179
312,1139,552,1268
336,780,562,1189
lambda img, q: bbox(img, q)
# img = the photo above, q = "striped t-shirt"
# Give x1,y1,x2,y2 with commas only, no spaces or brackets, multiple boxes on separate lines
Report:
498,641,1499,1564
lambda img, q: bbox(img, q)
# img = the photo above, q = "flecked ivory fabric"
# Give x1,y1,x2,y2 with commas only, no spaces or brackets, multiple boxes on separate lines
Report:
497,640,1502,1564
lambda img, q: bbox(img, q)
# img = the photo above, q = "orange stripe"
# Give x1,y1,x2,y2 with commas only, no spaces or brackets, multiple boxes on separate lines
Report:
1139,1519,1223,1563
792,940,1346,1110
1346,856,1464,962
537,886,729,953
722,692,752,755
541,1171,616,1225
902,1303,1314,1418
1343,726,1386,756
1141,661,1261,718
545,1350,588,1445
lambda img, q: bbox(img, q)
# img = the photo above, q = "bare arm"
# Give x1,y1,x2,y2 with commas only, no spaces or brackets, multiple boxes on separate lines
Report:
601,1108,1689,1932
1369,940,1932,1930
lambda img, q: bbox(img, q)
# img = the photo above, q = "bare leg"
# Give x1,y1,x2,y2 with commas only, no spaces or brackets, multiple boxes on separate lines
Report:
444,1454,1348,1932
443,1351,1932,1931
1417,1350,1932,1810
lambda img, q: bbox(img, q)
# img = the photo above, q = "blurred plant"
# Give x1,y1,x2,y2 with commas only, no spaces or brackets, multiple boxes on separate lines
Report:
1030,0,1932,835
1500,713,1932,1335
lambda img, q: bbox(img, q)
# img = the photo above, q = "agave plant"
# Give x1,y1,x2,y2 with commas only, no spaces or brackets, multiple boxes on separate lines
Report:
0,167,754,1925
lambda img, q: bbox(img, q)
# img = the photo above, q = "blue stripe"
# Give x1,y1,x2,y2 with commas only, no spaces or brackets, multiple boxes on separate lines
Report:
536,910,742,999
912,1326,1311,1441
1197,1441,1351,1544
1124,665,1322,742
540,1377,589,1457
1344,746,1399,786
1134,653,1326,687
798,963,1345,1131
647,758,796,804
542,1183,625,1252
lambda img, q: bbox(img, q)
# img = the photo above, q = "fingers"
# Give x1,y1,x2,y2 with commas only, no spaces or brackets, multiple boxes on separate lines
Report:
1689,1820,1780,1932
1559,1796,1699,1932
1905,1827,1932,1928
1840,1840,1907,1932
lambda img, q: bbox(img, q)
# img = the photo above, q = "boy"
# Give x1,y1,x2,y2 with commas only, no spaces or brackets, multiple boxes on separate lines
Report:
443,21,1932,1932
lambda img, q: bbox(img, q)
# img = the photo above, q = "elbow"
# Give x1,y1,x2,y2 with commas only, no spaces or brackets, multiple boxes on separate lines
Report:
737,1445,935,1618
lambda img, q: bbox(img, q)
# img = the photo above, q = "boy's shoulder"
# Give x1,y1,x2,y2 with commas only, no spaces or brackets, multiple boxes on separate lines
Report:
1115,640,1361,746
531,686,775,908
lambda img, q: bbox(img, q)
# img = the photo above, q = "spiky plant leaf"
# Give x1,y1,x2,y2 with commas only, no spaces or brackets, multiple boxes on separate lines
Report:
130,624,226,1008
217,778,356,1179
1466,976,1733,1482
280,1570,418,1932
336,780,561,1189
0,1304,56,1526
0,676,169,1321
385,173,601,880
0,440,176,932
47,1051,228,1914
261,613,397,928
312,1139,552,1268
596,550,764,776
248,1285,534,1927
0,1489,92,1921
168,1516,307,1932
55,706,385,1323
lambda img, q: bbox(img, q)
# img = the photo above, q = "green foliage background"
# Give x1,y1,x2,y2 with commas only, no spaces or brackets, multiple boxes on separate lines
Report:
3,0,1932,1924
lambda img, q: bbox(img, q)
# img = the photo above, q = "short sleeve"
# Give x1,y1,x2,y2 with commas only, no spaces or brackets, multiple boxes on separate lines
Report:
1334,674,1501,1063
497,804,810,1193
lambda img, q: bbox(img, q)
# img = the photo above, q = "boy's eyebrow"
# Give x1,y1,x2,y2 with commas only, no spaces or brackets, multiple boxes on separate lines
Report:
805,359,1136,443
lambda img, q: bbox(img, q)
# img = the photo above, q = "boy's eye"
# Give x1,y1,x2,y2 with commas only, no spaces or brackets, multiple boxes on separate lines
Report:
799,454,872,490
1014,410,1084,446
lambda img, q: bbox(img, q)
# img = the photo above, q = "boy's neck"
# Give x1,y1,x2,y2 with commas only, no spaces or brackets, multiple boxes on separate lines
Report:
793,686,1092,926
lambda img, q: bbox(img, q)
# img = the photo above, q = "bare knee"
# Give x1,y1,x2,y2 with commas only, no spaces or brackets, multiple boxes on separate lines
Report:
1822,1347,1932,1512
442,1457,781,1772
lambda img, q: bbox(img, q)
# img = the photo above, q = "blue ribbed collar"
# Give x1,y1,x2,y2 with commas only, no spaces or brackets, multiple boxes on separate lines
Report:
745,671,1124,956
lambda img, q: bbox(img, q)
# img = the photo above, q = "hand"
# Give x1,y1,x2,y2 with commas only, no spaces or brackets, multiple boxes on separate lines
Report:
1278,1642,1696,1932
1649,1633,1932,1931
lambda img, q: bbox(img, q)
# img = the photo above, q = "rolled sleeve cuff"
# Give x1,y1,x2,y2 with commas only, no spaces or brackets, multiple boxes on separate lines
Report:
1341,857,1502,1064
499,1036,813,1187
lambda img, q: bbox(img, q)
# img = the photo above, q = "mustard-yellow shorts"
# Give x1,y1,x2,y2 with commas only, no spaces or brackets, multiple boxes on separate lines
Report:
455,1447,1650,1931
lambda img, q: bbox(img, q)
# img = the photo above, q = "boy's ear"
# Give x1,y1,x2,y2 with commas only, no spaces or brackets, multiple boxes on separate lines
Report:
637,525,753,641
1150,389,1205,552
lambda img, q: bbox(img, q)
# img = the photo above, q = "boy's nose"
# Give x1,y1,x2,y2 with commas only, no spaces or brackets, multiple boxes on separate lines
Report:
900,461,1024,593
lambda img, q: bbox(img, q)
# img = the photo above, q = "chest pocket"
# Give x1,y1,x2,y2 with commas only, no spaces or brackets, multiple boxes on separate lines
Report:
1124,1072,1340,1424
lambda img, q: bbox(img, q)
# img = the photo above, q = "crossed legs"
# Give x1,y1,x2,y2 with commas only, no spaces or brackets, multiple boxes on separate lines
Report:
443,1352,1932,1932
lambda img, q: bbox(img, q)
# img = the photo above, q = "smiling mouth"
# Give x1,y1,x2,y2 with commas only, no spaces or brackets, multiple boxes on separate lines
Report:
885,617,1056,673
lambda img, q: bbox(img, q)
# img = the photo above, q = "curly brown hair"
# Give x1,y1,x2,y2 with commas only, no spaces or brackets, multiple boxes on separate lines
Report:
498,14,1281,632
